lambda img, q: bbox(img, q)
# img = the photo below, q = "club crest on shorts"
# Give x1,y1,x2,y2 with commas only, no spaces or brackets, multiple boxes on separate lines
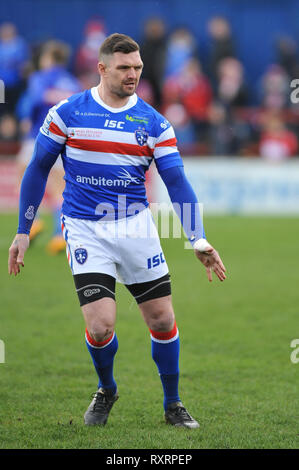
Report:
74,247,88,264
135,128,149,146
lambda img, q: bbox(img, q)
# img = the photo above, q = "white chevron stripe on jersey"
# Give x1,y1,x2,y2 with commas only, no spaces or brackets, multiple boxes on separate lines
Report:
52,108,68,135
154,147,179,159
156,126,177,144
65,145,152,166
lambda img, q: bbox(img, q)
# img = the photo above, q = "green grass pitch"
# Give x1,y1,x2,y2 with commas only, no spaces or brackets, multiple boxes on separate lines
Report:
1,213,299,449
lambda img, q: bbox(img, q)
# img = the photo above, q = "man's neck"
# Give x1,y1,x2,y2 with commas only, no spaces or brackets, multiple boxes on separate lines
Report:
97,84,131,109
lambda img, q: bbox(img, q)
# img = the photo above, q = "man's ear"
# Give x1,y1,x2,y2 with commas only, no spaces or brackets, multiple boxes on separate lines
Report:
98,61,106,76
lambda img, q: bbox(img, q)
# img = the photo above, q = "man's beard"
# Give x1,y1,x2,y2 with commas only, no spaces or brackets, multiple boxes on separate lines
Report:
111,82,137,98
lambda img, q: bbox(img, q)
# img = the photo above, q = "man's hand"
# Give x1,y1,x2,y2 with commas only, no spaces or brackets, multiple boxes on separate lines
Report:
193,238,226,282
8,234,30,276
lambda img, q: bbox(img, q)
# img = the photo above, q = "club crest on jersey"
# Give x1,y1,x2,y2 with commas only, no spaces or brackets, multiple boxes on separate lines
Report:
74,248,88,265
135,129,149,146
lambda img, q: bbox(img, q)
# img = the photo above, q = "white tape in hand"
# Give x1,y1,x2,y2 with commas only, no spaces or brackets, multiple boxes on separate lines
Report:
193,238,212,252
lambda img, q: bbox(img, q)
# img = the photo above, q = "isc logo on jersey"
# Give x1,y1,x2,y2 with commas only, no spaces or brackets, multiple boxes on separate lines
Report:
104,119,125,129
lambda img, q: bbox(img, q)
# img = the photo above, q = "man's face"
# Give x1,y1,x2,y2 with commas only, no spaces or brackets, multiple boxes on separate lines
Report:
99,51,143,98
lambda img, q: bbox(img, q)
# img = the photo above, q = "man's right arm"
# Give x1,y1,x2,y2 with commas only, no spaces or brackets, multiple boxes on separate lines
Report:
17,136,61,235
8,135,63,276
17,138,61,234
9,100,69,275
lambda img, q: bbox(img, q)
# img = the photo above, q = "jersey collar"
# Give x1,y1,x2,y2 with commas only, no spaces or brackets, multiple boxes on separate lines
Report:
91,87,137,113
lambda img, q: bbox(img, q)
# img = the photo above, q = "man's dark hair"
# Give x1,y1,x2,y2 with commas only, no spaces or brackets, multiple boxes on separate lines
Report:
99,33,139,60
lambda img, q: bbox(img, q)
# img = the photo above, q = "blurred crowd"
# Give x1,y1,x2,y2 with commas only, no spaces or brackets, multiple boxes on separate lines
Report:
0,16,299,159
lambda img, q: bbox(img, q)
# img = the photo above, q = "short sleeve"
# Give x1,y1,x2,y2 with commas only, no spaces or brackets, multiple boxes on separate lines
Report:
153,118,183,172
39,100,69,150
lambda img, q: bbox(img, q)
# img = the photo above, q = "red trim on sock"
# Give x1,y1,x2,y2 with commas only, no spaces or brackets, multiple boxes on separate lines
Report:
85,328,114,347
150,321,178,341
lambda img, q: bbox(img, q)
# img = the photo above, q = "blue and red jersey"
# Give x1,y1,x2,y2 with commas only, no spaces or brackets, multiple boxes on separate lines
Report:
38,87,183,219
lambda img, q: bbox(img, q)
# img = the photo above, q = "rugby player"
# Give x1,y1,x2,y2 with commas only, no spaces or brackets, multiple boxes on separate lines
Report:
8,33,226,428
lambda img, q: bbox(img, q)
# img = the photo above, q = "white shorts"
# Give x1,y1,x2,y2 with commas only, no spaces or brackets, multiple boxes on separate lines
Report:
61,208,169,285
17,138,63,169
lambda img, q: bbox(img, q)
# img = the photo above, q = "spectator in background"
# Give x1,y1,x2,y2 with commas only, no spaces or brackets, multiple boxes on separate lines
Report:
207,16,236,83
162,57,212,142
0,113,20,155
259,111,298,161
75,18,107,89
259,64,291,110
163,103,197,151
16,40,81,254
164,27,198,80
208,56,250,155
140,17,167,109
136,78,155,106
207,101,251,156
0,22,29,115
276,36,299,79
0,113,19,142
160,79,196,150
178,58,213,139
215,57,248,109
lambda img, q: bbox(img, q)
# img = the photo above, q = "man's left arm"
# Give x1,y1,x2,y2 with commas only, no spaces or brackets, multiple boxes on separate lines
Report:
153,118,226,281
158,164,226,282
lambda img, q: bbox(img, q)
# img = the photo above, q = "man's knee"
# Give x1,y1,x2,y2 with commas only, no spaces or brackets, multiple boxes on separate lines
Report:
82,297,116,343
149,312,175,332
87,323,114,343
140,300,175,332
